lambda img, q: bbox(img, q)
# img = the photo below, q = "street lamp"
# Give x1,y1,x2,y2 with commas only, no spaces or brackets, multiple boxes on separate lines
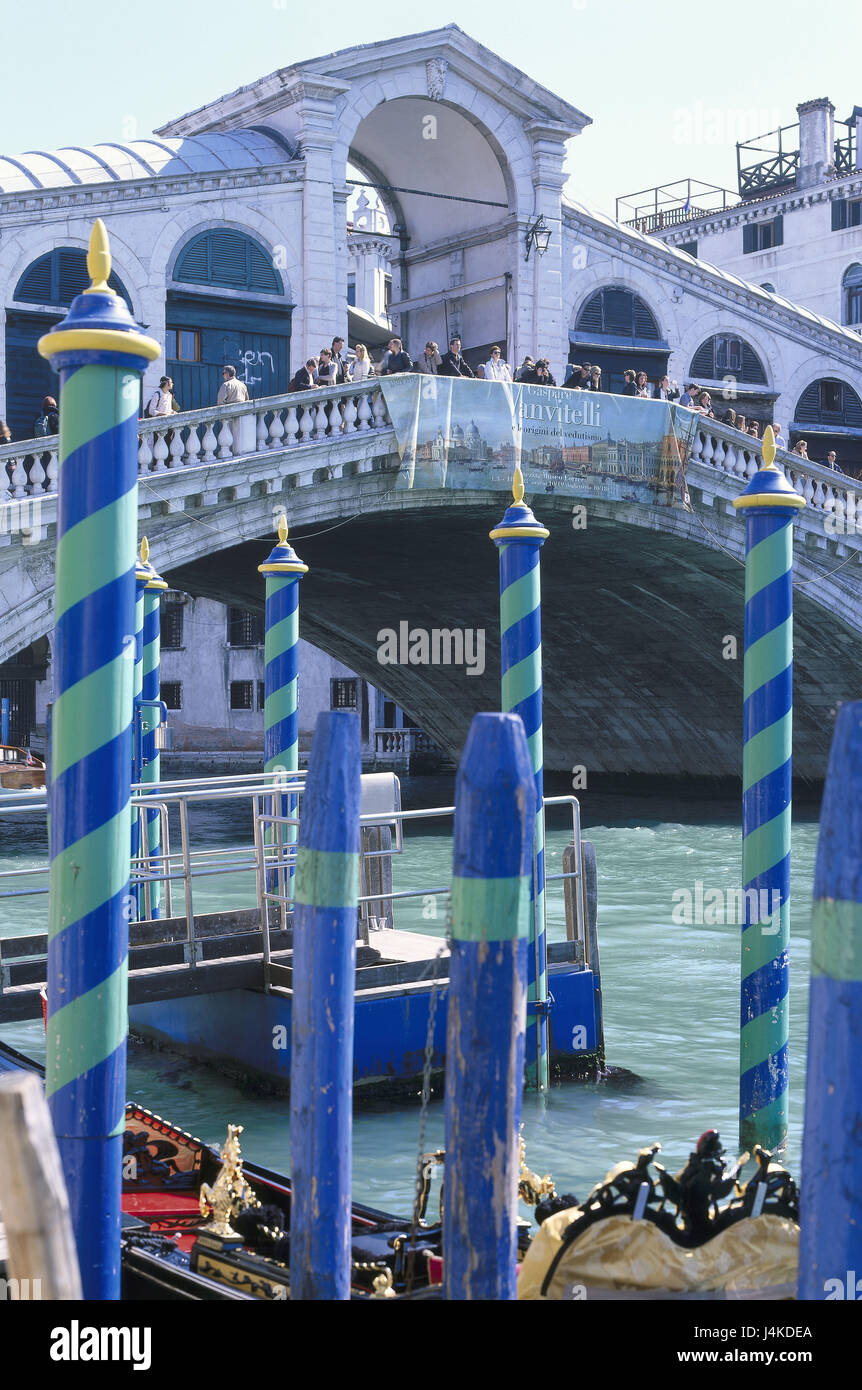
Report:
524,215,552,262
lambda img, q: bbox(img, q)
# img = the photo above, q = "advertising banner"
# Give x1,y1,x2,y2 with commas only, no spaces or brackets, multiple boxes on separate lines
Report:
380,376,697,507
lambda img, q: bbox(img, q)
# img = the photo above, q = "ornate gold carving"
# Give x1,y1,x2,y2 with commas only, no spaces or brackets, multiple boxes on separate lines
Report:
199,1124,259,1238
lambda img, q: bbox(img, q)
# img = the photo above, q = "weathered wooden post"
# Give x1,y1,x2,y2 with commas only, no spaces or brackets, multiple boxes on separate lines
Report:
290,709,360,1300
259,517,307,892
140,538,168,919
443,711,536,1300
732,426,805,1154
491,468,550,1090
798,700,862,1298
38,220,159,1298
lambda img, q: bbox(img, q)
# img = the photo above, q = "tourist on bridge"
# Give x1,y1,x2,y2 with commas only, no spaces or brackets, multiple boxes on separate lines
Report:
144,378,175,418
589,366,602,391
218,365,250,406
380,337,413,375
330,337,350,384
514,356,535,382
523,358,556,387
439,336,474,377
565,362,591,390
822,449,840,471
679,383,698,407
653,375,679,401
792,439,810,459
289,359,318,392
484,347,512,382
635,371,651,398
735,414,747,433
723,409,737,427
622,369,638,396
417,341,443,374
33,394,60,435
350,343,374,381
748,421,760,439
314,348,338,387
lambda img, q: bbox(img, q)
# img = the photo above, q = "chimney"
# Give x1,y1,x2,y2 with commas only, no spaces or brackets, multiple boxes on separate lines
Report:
796,98,835,189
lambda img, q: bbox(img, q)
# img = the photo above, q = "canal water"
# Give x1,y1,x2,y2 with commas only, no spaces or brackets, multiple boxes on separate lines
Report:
0,775,819,1218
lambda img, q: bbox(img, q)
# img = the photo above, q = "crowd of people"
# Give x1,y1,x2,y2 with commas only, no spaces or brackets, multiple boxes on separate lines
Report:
0,339,851,479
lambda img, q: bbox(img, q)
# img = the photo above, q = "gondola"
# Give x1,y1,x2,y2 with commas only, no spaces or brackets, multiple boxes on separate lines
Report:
0,1038,445,1300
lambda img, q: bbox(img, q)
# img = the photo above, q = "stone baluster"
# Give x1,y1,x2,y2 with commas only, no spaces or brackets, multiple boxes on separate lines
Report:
356,392,372,432
312,401,329,440
810,478,826,511
268,410,285,450
183,424,200,467
722,440,739,477
712,436,726,472
151,430,169,473
853,492,862,536
200,420,218,464
744,449,758,481
372,389,388,430
28,453,46,494
284,407,298,446
701,433,715,469
256,411,269,452
138,433,153,476
10,454,29,499
46,449,59,495
342,395,358,433
169,428,185,470
802,474,816,505
217,419,234,461
688,429,704,465
298,405,314,444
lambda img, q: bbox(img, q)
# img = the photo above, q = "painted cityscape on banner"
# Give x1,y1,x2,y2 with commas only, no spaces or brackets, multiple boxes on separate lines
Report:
381,377,698,508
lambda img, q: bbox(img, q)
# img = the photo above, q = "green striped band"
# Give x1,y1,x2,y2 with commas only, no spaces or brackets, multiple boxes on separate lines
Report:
294,847,359,909
741,805,791,884
265,681,298,733
49,806,132,937
810,899,862,981
51,650,134,782
745,526,791,602
451,873,531,942
501,569,539,631
740,993,789,1071
742,619,792,701
740,1094,787,1153
45,960,129,1101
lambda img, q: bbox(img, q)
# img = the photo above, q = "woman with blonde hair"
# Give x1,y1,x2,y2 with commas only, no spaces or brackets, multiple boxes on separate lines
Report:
351,343,374,381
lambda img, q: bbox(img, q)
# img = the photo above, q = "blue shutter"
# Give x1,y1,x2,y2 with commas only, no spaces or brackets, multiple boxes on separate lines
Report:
15,249,131,309
633,297,660,340
740,342,768,386
576,292,604,335
743,225,757,254
690,339,715,379
772,215,784,247
15,253,53,304
832,201,848,231
174,231,283,295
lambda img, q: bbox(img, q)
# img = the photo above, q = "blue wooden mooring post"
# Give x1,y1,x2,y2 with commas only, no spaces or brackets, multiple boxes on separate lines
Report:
290,710,360,1300
443,711,537,1300
0,697,9,744
798,700,862,1299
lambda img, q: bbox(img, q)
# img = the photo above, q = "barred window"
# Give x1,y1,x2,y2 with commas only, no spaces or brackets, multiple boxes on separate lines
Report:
330,678,358,710
162,681,182,710
257,681,265,711
161,591,185,650
230,681,255,711
227,607,263,647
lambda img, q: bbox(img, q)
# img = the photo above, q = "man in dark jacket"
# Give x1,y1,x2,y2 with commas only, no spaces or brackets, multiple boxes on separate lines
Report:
524,358,556,387
380,337,413,374
33,395,59,436
439,336,474,378
331,337,349,384
289,359,318,392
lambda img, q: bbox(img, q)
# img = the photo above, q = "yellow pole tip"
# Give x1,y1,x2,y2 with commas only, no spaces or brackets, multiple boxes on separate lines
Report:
512,465,525,505
277,516,288,543
140,536,149,565
85,218,116,296
761,425,777,469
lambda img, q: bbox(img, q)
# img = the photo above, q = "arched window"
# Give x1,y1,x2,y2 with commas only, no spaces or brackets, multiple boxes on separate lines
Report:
14,247,132,309
842,264,862,327
173,230,284,295
575,287,660,341
795,378,862,427
689,335,768,385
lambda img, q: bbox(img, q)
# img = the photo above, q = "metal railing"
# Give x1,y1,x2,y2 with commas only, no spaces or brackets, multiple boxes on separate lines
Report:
254,792,587,989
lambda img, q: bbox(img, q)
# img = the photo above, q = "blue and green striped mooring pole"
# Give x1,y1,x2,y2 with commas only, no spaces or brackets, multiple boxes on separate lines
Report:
38,220,159,1299
259,517,307,890
443,711,536,1299
139,537,168,919
290,710,360,1300
732,425,805,1154
798,701,862,1298
491,466,550,1091
131,542,149,917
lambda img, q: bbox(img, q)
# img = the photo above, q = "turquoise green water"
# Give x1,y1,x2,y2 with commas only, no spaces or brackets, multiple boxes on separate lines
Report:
0,782,818,1217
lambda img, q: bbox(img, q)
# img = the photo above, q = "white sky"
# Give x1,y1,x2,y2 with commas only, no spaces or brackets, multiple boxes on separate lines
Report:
1,0,859,216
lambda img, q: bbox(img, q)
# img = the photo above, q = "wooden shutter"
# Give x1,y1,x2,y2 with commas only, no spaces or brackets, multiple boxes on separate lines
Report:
690,339,715,379
772,215,784,247
740,341,768,386
743,225,757,254
832,200,848,231
575,292,604,335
